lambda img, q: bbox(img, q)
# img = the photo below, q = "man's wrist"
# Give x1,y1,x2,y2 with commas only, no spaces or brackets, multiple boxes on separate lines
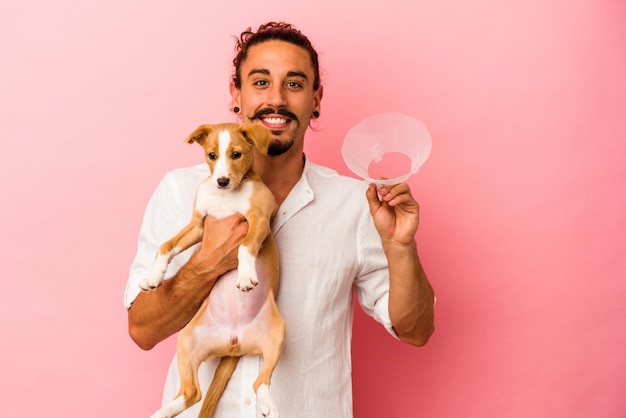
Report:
381,237,417,256
182,252,222,284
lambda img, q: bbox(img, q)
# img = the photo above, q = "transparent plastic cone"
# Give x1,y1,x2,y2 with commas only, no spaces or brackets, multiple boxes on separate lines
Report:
341,112,432,186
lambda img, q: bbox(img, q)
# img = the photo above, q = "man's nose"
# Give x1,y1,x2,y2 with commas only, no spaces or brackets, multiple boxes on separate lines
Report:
266,84,286,108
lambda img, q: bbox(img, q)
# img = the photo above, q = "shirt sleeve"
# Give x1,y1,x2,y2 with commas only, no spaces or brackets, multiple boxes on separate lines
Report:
123,170,199,309
352,204,399,339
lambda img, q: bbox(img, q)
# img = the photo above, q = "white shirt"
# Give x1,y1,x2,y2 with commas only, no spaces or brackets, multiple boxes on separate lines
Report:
125,160,396,418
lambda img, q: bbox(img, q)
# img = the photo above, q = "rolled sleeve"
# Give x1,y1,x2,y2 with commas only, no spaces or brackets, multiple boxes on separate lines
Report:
124,165,206,308
352,204,398,339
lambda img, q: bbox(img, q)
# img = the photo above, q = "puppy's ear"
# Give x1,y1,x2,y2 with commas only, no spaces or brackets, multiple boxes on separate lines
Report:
185,125,212,145
240,123,272,155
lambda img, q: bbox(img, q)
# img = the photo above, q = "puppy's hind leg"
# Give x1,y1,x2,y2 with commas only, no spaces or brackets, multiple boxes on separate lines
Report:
150,354,202,418
139,213,205,291
151,301,217,418
253,300,286,418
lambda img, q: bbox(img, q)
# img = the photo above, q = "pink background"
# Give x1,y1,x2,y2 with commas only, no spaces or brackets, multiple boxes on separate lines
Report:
1,0,624,416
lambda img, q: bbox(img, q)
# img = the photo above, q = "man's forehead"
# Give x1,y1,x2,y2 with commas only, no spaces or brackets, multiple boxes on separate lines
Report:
242,41,314,78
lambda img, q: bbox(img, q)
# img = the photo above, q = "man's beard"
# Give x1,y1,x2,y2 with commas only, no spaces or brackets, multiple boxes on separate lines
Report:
267,136,294,156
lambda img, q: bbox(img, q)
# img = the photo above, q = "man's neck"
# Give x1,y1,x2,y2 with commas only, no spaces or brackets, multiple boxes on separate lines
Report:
254,150,306,207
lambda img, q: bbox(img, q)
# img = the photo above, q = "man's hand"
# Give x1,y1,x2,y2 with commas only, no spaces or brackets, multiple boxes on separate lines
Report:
189,214,249,276
365,183,420,245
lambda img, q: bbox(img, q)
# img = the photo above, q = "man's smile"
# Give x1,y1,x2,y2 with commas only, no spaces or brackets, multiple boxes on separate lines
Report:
261,116,290,129
251,108,298,130
262,116,288,125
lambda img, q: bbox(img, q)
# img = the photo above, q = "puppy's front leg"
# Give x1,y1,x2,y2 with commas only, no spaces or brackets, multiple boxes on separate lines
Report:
235,216,270,292
139,212,205,291
236,246,258,292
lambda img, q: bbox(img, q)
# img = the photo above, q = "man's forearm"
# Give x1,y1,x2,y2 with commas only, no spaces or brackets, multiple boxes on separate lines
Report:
127,261,219,350
386,240,435,346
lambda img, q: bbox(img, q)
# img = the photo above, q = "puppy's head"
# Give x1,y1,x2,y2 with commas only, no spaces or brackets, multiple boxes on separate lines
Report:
185,123,271,190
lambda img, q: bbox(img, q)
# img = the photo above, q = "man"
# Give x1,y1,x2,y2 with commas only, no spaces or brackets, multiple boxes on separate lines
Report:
125,22,435,417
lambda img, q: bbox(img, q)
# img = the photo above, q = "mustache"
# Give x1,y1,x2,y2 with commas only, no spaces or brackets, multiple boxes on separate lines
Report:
250,107,299,123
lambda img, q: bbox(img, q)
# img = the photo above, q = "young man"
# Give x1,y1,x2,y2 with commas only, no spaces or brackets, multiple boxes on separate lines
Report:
125,22,435,417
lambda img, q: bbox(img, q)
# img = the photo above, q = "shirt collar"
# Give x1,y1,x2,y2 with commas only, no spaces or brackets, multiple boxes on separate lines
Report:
272,158,315,235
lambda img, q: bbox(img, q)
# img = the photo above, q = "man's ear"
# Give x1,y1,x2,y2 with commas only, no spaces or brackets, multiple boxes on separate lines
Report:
315,85,324,108
312,85,324,116
185,124,213,146
240,123,272,155
230,82,241,113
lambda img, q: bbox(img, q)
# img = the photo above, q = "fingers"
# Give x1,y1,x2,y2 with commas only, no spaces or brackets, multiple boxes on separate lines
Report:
373,183,416,208
203,214,248,242
199,214,249,266
365,183,382,212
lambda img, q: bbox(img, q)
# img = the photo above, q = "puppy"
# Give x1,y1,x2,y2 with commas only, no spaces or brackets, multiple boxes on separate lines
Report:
139,123,286,418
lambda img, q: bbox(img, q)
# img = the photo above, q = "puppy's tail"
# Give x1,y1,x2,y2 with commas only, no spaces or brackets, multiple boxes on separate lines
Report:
198,356,240,418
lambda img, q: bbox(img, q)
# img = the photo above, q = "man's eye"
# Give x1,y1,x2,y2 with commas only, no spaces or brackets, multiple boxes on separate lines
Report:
232,151,242,160
208,152,217,160
254,80,268,87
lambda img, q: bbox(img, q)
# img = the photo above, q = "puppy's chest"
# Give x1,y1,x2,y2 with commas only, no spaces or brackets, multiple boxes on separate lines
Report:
195,179,253,218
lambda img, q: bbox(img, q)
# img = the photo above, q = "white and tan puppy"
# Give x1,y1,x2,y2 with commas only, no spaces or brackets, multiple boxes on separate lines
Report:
139,123,285,418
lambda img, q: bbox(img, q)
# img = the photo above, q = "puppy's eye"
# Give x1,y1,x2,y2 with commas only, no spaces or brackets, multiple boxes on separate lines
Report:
232,151,242,160
208,152,217,160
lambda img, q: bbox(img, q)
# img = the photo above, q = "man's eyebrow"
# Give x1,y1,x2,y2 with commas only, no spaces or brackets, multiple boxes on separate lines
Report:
247,68,309,81
287,71,308,80
247,68,270,77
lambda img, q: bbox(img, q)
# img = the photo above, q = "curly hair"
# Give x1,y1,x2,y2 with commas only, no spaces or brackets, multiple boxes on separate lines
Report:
231,22,321,91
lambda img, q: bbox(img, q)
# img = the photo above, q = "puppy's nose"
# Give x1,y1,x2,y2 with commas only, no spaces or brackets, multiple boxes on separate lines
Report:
217,177,230,188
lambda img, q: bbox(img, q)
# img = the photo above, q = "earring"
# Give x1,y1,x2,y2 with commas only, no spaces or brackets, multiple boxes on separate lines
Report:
233,106,240,114
313,110,320,118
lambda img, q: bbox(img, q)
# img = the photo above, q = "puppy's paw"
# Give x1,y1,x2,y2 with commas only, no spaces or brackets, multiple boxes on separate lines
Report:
138,272,163,291
236,248,258,292
150,395,186,418
150,409,175,418
139,255,169,291
236,269,259,292
257,384,279,418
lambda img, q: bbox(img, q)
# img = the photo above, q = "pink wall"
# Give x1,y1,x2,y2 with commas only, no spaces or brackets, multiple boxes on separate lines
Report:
1,0,624,416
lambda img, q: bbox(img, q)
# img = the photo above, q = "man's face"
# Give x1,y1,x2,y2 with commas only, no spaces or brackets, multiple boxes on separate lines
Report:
231,40,322,156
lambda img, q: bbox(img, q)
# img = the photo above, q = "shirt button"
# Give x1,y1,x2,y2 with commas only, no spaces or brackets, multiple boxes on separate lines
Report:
244,398,252,406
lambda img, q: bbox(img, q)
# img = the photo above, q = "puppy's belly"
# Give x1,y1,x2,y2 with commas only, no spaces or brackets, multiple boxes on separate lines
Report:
207,268,271,327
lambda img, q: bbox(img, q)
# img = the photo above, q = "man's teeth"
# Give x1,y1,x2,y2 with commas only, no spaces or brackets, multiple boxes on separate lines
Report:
263,117,288,125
